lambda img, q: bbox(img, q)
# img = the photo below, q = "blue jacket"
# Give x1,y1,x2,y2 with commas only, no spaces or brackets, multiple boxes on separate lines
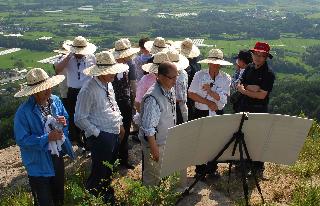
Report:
14,95,74,177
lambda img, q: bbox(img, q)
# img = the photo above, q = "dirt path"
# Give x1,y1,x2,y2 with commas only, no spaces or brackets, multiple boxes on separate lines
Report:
0,139,234,205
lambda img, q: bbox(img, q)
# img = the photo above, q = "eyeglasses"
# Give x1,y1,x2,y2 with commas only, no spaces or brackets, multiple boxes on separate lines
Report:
162,74,178,80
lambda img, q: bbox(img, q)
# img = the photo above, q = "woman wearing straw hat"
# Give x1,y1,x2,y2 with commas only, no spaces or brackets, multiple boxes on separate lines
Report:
188,48,232,179
110,38,140,169
14,68,74,206
54,36,96,152
74,51,127,203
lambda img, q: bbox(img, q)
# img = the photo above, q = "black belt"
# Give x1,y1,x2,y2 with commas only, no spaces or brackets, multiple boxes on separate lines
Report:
68,87,81,91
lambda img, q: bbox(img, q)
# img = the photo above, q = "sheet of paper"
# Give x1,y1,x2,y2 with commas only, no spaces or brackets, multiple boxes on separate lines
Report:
160,113,312,178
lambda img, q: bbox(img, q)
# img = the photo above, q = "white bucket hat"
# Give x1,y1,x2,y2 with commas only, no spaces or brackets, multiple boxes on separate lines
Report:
174,38,200,58
69,36,96,55
83,51,129,76
198,49,233,66
142,52,170,74
166,49,189,71
54,40,72,54
111,38,140,59
144,37,169,54
14,68,65,97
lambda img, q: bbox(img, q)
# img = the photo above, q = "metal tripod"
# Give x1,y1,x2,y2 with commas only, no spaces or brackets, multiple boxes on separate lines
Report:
176,113,265,206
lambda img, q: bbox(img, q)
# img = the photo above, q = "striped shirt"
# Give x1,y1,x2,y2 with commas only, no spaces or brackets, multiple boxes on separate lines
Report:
74,77,123,137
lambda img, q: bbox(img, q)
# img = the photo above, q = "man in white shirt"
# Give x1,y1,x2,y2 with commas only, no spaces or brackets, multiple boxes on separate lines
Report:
54,36,96,150
74,51,126,203
188,48,232,179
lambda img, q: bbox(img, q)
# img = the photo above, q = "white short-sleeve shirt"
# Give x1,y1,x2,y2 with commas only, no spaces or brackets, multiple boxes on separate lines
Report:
188,69,231,111
56,54,96,89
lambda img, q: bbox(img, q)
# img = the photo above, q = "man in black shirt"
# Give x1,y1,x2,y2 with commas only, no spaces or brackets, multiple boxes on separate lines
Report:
237,42,275,113
236,42,275,172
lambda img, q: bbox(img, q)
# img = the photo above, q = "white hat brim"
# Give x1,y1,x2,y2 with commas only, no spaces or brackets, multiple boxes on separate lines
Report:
83,63,129,76
174,41,200,58
173,54,189,70
145,41,169,54
197,59,233,66
14,75,65,97
112,47,140,59
142,63,159,74
70,42,97,55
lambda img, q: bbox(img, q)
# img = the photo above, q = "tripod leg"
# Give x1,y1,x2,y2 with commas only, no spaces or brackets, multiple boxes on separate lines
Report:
176,132,240,205
242,141,265,204
175,172,206,205
239,140,249,206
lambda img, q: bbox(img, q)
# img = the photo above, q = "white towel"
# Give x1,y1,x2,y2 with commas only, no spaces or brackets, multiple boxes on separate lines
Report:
44,115,66,156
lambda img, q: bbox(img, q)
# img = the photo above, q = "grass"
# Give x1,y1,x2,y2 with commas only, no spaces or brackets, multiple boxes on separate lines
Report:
306,12,320,19
0,160,180,206
0,49,55,71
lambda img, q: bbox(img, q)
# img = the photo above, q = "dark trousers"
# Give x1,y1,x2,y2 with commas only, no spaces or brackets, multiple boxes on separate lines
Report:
86,131,119,202
67,87,85,148
28,155,65,206
187,97,195,121
176,104,184,125
117,99,132,164
192,108,224,176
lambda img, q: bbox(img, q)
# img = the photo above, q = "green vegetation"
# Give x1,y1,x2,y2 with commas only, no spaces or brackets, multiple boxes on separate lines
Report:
0,160,180,206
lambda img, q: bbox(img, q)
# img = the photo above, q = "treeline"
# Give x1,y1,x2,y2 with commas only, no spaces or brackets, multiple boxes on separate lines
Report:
303,45,320,70
0,36,55,51
269,79,320,120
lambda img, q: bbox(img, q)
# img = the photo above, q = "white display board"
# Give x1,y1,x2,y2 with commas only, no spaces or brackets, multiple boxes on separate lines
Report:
160,113,313,178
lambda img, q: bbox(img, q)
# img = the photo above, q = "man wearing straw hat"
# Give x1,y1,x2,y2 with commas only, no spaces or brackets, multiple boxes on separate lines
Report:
175,38,202,120
53,40,72,108
111,38,140,169
74,51,126,203
133,37,152,82
54,36,96,152
144,36,170,55
14,68,74,206
188,48,232,179
139,52,188,187
167,49,190,124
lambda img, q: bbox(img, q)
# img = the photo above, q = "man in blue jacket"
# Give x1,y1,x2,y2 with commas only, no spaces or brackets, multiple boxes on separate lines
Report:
14,68,74,206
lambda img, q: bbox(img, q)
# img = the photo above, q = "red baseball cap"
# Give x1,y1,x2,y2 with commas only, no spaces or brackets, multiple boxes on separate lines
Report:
250,42,273,59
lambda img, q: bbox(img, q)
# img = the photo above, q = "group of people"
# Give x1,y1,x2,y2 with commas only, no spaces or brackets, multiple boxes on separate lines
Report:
13,35,275,205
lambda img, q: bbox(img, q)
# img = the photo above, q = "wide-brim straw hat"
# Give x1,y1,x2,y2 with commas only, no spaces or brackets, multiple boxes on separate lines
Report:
69,36,96,55
142,51,170,74
54,40,72,54
14,68,65,97
198,49,233,66
166,49,189,70
111,38,140,59
83,51,129,76
174,38,200,58
144,37,170,54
